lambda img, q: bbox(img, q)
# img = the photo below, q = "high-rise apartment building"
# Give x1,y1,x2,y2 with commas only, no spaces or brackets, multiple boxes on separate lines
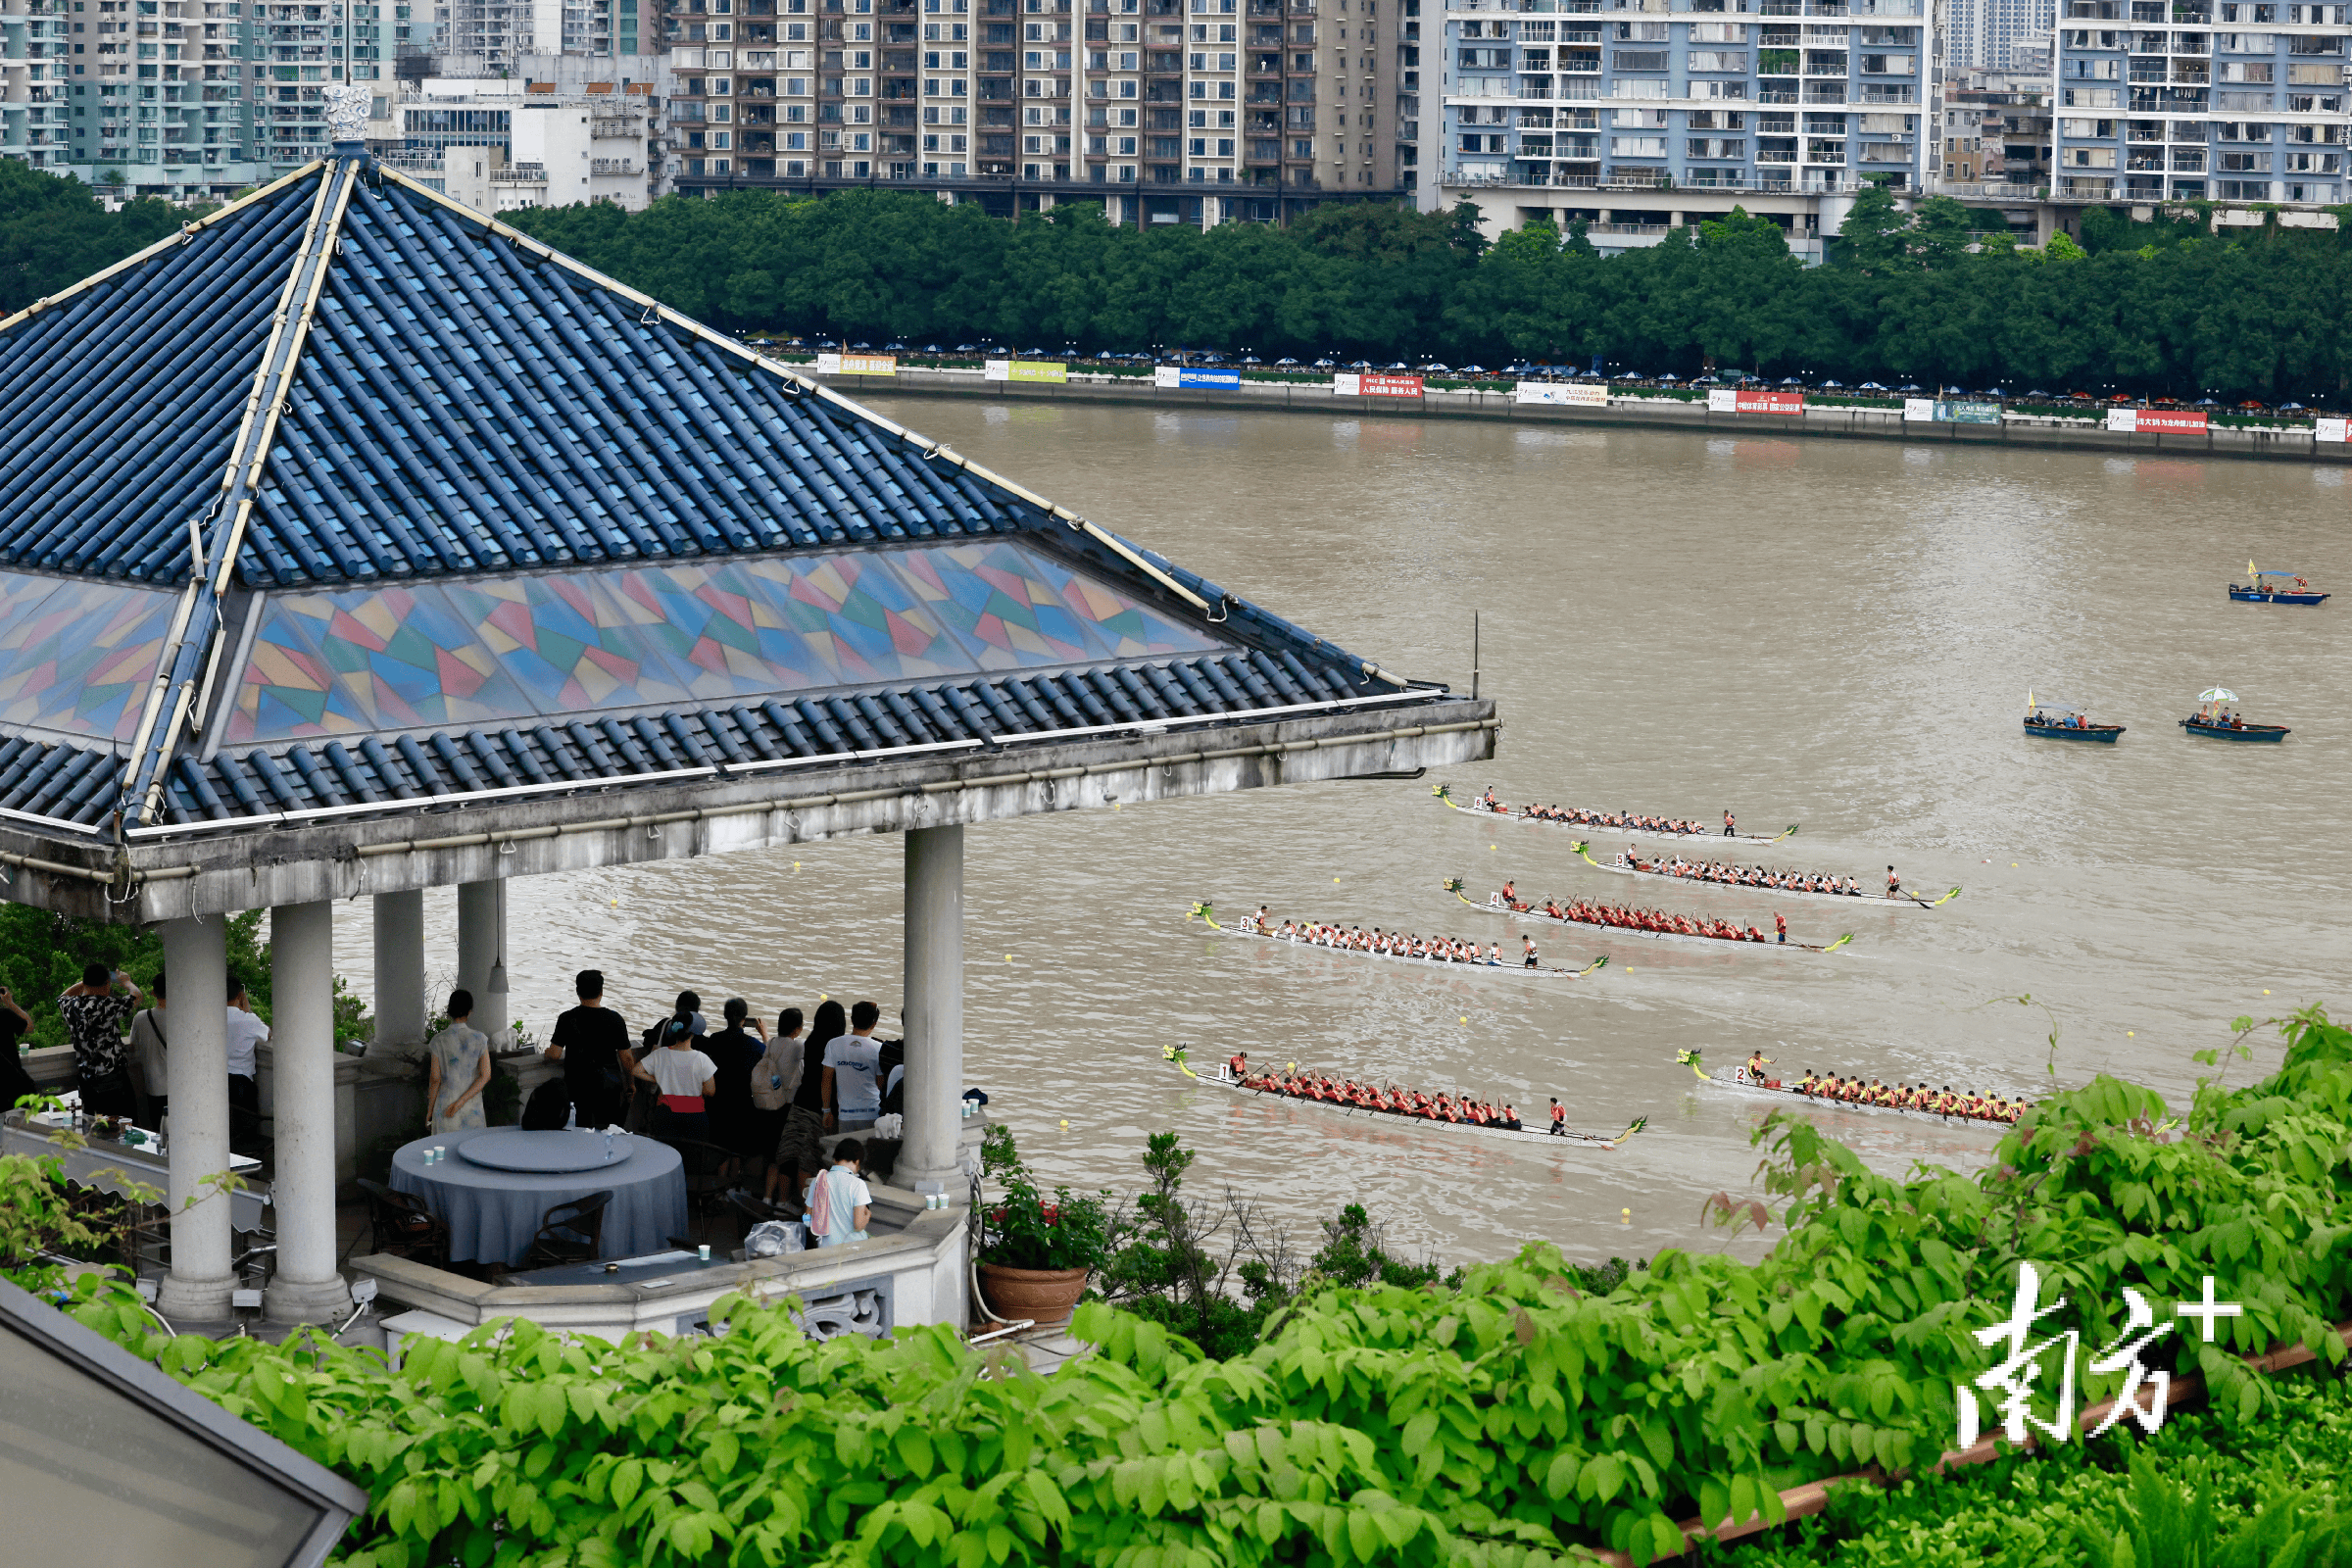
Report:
0,0,421,202
1417,0,1933,254
2050,0,2348,205
1945,0,2053,70
661,0,1409,222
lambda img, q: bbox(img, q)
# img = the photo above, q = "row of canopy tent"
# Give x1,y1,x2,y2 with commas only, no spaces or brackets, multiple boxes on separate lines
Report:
0,105,1497,1327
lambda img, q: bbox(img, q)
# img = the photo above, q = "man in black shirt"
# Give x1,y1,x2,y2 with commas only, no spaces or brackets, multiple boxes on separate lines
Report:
543,969,630,1131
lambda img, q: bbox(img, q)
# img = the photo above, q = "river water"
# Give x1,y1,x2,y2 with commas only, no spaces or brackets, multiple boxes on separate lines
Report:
334,403,2351,1273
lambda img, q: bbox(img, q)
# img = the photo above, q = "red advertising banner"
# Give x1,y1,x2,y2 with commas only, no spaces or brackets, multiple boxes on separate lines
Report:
1335,371,1425,399
1707,389,1806,416
2134,408,2209,433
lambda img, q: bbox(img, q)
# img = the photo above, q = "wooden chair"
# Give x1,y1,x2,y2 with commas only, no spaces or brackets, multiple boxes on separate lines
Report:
520,1190,612,1268
357,1179,450,1268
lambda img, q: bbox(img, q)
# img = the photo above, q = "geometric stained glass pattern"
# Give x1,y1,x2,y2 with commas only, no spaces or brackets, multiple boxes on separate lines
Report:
225,539,1228,744
0,570,178,742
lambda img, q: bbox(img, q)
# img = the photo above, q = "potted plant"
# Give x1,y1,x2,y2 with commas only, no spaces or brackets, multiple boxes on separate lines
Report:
974,1125,1111,1327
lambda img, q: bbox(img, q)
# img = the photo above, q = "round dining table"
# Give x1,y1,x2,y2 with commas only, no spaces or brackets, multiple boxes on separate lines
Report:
388,1126,688,1267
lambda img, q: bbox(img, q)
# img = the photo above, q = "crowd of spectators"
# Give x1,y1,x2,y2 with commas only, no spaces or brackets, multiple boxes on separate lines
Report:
541,969,901,1221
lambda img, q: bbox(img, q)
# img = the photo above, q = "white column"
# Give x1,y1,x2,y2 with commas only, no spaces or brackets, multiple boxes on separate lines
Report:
371,888,425,1055
456,880,509,1052
264,900,351,1324
897,824,964,1196
158,915,232,1321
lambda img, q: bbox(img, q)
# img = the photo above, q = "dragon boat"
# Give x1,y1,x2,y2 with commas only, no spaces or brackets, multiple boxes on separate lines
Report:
1450,884,1853,954
1186,904,1609,980
1677,1049,2024,1127
1161,1046,1646,1149
1568,842,1960,908
1434,783,1796,845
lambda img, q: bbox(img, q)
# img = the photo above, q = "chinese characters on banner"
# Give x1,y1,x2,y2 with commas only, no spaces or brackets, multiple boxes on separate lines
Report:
1958,1267,2244,1448
1332,372,1425,399
1706,388,1805,416
2105,407,2210,434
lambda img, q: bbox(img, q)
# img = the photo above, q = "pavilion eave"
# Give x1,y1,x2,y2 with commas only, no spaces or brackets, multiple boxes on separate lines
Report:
0,697,1498,922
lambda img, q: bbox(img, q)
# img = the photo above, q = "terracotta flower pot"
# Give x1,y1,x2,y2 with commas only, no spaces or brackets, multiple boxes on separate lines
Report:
977,1263,1091,1328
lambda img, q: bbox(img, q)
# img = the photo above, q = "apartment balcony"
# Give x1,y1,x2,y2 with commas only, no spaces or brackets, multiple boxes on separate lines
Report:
1801,82,1846,101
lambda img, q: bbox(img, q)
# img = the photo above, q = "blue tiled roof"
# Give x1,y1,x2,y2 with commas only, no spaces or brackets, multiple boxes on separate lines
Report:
0,157,1436,835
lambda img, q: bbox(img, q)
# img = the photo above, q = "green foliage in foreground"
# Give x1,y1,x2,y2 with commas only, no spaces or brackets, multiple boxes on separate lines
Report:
510,186,2352,400
1721,1369,2352,1568
13,1004,2352,1566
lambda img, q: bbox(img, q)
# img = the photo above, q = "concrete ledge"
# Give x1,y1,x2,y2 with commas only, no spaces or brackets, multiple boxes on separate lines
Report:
821,366,2352,468
351,1183,970,1343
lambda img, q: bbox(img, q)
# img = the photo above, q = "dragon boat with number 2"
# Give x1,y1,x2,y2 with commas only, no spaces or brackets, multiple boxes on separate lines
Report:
1160,1046,1647,1149
1449,883,1854,954
1186,903,1609,981
1434,783,1797,845
1569,842,1961,908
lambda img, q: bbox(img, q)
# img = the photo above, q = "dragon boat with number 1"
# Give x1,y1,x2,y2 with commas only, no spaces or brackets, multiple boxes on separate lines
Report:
1159,1046,1647,1149
1450,884,1853,954
1569,842,1961,908
1677,1049,2025,1127
1434,783,1797,845
1186,903,1610,981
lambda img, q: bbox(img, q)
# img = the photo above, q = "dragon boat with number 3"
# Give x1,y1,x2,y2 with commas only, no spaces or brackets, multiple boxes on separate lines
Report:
1185,904,1610,981
1677,1049,2027,1127
1568,842,1962,908
1433,783,1797,845
1448,883,1854,954
1158,1045,1648,1149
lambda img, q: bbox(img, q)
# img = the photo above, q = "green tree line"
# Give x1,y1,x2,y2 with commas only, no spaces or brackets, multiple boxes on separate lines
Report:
0,160,210,316
508,183,2352,402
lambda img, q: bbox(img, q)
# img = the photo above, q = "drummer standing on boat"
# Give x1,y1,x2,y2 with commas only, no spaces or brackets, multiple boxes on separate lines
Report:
1723,809,1736,837
1885,866,1901,900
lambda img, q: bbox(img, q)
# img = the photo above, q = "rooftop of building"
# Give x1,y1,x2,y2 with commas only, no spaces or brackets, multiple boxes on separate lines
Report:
0,146,1485,902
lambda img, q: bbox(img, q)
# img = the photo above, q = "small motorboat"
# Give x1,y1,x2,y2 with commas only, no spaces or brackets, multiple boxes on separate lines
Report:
2229,564,2328,606
2180,687,2289,743
2024,693,2123,743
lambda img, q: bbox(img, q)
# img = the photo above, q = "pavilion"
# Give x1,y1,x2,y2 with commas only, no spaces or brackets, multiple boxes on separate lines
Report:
0,91,1497,1329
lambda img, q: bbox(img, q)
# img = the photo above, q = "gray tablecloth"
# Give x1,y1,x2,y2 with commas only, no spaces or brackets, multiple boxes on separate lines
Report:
389,1127,687,1266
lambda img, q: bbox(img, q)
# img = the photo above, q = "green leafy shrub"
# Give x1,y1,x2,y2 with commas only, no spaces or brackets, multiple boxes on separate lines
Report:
977,1123,1114,1273
11,1005,2352,1567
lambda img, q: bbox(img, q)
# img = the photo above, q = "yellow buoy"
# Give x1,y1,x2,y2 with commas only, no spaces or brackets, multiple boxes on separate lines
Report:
1059,1119,1070,1129
2128,1031,2134,1038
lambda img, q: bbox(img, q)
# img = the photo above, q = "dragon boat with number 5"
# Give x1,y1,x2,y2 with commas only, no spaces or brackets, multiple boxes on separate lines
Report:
1158,1045,1647,1149
1448,882,1854,954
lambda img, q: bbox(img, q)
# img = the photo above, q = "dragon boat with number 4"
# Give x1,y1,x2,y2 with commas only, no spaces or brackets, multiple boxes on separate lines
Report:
1158,1045,1648,1149
1186,903,1610,981
1677,1049,2029,1127
1568,842,1961,908
1433,783,1796,845
1448,881,1854,953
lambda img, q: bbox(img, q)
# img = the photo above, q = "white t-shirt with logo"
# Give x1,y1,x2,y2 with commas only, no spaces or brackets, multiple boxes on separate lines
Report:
822,1033,882,1117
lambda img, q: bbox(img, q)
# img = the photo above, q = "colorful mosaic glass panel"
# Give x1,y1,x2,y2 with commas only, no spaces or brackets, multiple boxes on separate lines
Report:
224,542,1226,743
0,571,177,741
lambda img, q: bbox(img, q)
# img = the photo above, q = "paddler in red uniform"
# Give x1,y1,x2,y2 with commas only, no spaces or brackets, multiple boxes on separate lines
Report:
1773,910,1788,945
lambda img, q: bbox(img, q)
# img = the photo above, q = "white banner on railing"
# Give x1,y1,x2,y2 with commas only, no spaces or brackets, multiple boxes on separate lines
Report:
2318,417,2348,443
1513,381,1609,407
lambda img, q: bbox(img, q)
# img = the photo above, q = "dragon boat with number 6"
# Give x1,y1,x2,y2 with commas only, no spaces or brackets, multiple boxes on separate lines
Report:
1677,1049,2028,1127
1569,842,1961,908
1448,882,1854,953
1185,903,1610,981
1433,783,1796,845
1159,1045,1647,1149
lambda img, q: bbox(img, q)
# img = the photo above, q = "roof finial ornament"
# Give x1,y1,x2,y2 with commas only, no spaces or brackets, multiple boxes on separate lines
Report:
323,81,369,151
